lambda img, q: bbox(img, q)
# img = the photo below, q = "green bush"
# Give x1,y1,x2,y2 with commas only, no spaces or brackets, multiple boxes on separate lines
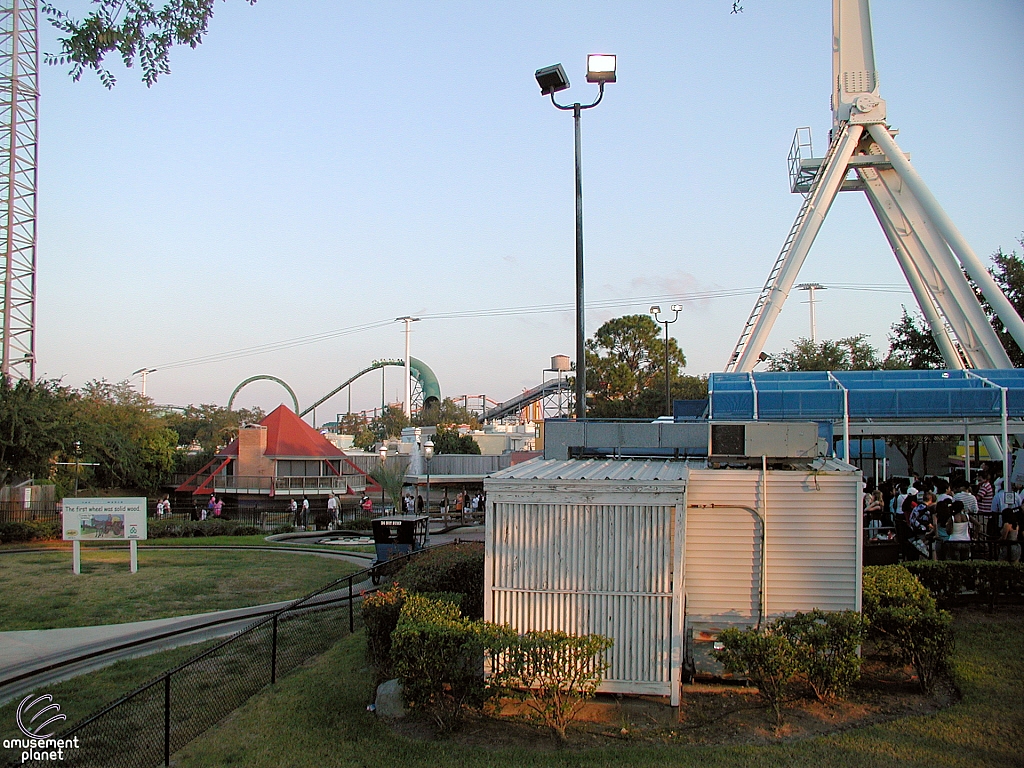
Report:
903,560,1024,607
713,626,798,726
362,584,408,678
146,519,262,538
491,630,613,740
869,605,952,692
394,542,485,619
776,610,866,702
0,520,61,543
862,564,936,614
390,594,507,732
862,564,952,692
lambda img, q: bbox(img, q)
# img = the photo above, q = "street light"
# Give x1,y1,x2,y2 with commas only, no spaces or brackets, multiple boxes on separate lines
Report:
651,305,683,417
423,439,434,545
378,444,388,514
535,54,617,420
131,367,157,397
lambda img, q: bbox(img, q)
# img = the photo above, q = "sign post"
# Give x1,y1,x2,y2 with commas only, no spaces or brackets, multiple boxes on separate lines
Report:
62,497,148,574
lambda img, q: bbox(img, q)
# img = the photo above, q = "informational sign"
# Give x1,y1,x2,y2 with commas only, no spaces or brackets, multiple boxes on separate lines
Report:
63,497,147,541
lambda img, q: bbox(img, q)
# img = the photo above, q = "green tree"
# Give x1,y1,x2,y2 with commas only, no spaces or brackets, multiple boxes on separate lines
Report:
414,398,480,429
432,425,480,455
0,377,77,485
164,403,263,453
75,380,177,492
767,335,883,372
972,236,1024,367
43,0,257,88
585,314,694,419
885,307,943,369
369,405,409,443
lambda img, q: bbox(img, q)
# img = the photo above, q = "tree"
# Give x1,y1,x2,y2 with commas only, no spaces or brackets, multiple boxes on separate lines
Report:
164,403,263,454
74,380,177,492
0,377,77,486
43,0,256,88
885,307,943,370
368,405,409,443
414,398,480,429
766,335,883,372
433,425,480,456
972,236,1024,367
585,314,693,419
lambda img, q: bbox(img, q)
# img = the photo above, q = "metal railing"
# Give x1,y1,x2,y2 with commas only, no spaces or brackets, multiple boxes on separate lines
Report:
0,500,61,524
35,545,446,768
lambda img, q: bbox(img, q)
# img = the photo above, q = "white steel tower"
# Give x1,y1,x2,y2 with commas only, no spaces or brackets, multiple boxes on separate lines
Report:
726,0,1024,374
0,0,37,381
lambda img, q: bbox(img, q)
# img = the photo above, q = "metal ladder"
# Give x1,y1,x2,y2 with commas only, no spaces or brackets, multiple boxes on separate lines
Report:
725,126,850,371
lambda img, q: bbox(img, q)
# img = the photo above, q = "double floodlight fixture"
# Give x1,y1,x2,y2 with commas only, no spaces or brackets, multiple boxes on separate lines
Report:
534,54,617,96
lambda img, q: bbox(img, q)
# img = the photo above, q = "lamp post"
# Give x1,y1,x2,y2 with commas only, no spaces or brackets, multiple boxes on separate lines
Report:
423,439,434,545
395,316,420,418
131,367,157,397
650,305,683,417
378,444,388,514
535,54,617,420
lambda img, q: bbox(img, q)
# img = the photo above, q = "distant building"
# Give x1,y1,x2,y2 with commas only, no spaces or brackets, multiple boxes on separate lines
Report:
176,405,366,501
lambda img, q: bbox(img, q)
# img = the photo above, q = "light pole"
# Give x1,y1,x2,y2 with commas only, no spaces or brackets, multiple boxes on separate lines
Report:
796,283,827,342
536,54,617,420
131,367,157,397
650,305,683,417
423,439,433,543
395,317,420,419
378,444,388,513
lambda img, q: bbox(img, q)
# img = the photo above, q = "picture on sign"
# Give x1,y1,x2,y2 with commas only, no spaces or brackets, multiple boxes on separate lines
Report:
63,498,147,541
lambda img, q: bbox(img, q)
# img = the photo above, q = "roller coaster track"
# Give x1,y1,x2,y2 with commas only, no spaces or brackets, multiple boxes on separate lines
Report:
481,378,570,422
298,358,440,418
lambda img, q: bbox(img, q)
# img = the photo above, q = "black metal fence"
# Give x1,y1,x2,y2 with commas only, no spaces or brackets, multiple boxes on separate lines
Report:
19,546,440,768
0,501,61,524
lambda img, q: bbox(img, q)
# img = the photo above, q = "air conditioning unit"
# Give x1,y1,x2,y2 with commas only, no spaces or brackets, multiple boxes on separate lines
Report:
709,421,819,459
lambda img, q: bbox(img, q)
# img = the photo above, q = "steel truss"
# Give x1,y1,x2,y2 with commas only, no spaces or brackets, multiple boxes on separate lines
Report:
0,0,37,381
726,0,1024,376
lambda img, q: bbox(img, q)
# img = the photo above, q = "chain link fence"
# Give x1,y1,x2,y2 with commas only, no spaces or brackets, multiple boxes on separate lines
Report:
7,546,443,768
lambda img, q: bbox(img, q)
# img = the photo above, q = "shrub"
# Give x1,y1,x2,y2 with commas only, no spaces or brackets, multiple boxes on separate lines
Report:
713,626,798,726
146,519,262,538
390,594,508,732
903,561,1024,608
394,542,485,619
870,604,952,692
491,630,613,740
862,564,952,692
862,564,935,614
776,610,866,701
0,520,61,543
362,584,408,678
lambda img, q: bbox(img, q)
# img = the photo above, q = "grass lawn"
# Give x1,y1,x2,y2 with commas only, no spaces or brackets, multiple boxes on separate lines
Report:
172,608,1023,768
0,548,360,630
0,640,219,738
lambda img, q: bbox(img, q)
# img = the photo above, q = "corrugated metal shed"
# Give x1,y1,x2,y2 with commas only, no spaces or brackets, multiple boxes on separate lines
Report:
484,456,862,702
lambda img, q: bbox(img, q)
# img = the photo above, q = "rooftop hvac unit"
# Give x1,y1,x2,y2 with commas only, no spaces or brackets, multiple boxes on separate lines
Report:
710,422,819,459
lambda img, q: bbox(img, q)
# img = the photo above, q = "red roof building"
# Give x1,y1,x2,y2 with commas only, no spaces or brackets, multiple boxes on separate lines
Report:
177,406,367,498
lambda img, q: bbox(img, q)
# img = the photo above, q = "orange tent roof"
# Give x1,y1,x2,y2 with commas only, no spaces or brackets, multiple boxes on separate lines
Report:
219,405,345,459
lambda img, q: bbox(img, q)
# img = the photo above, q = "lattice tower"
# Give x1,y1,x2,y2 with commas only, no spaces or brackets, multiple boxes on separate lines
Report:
0,0,37,382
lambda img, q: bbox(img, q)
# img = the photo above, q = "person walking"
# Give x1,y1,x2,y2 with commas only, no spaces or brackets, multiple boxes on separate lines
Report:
301,496,310,529
327,494,338,529
290,498,300,527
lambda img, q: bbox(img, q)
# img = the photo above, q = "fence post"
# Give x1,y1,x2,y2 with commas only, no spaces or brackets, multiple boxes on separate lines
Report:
271,614,279,684
163,674,171,767
348,575,354,633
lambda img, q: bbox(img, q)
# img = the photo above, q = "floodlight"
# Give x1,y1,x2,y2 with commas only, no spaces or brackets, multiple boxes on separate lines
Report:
535,64,570,95
671,304,683,312
650,305,661,315
586,54,616,84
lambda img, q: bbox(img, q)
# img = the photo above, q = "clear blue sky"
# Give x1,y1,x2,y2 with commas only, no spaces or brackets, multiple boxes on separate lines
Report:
38,0,1024,418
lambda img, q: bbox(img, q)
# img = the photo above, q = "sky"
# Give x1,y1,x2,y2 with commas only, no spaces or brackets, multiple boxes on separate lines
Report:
37,0,1024,420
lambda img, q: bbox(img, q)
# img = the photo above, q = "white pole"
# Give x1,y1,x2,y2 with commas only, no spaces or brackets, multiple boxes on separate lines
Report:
73,540,80,575
130,540,138,573
395,317,419,419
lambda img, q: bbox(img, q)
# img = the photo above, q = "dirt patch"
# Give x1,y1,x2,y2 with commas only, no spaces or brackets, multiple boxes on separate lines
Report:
384,657,957,749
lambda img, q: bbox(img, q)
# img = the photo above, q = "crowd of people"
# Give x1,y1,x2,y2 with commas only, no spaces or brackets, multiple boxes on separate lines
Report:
864,467,1021,562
